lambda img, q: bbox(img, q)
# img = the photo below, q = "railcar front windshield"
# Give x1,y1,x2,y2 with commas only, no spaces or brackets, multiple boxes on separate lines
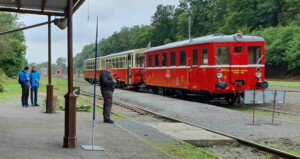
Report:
216,47,230,65
248,46,262,64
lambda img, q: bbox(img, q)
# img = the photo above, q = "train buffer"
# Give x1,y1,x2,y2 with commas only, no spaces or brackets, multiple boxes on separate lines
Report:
145,122,235,147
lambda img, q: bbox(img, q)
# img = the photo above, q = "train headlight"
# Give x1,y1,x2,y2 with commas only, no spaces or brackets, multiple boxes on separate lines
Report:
255,72,262,78
217,73,223,79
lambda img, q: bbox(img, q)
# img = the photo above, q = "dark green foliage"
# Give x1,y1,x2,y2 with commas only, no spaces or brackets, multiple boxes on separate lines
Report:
73,0,300,75
252,26,300,71
0,13,26,77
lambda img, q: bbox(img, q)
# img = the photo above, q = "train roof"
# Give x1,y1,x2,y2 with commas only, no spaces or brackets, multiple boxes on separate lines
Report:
83,57,102,62
103,49,135,58
84,48,146,62
102,48,146,58
146,33,264,52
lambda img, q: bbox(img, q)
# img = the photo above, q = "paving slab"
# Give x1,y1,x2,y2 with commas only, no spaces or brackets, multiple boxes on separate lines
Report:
145,123,234,147
0,100,169,159
116,120,176,143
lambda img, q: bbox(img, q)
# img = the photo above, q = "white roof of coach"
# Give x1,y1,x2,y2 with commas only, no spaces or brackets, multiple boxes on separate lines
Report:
84,57,102,62
103,49,135,58
146,33,264,52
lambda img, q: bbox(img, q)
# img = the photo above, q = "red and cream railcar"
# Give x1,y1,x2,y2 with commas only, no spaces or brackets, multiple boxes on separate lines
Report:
84,49,146,87
144,33,268,103
84,57,104,83
102,48,146,88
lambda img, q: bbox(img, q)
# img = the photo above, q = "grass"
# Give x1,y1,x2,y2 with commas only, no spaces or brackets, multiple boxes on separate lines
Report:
0,78,22,102
268,81,300,87
149,141,218,159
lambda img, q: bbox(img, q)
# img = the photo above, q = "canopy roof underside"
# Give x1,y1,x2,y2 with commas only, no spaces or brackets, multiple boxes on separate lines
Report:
0,0,84,16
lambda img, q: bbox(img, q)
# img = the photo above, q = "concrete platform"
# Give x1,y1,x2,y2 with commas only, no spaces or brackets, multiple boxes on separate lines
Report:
0,100,169,159
145,123,235,147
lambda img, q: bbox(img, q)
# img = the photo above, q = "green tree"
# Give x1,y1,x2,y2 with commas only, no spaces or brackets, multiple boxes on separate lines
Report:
0,13,26,77
151,4,176,45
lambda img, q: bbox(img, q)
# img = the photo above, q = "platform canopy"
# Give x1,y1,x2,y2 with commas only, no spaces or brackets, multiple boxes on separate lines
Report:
0,0,84,16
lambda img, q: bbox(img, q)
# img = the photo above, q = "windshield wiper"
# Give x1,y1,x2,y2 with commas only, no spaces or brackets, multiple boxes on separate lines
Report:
256,55,264,64
215,56,223,65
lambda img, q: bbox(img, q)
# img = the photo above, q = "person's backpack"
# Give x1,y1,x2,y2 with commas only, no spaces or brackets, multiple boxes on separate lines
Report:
18,74,22,84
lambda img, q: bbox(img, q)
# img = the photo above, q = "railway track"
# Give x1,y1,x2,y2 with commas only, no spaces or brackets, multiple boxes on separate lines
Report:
75,88,299,159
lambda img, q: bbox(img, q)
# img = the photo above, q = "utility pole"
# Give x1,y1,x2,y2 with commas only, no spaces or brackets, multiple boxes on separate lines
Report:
187,3,192,41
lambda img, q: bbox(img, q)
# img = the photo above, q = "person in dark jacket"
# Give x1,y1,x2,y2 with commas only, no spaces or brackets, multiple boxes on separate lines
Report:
19,66,30,107
100,64,116,124
28,65,41,106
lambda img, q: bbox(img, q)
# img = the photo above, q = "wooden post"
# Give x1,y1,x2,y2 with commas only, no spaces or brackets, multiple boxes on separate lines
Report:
63,0,77,148
46,15,54,113
252,90,256,125
272,91,277,124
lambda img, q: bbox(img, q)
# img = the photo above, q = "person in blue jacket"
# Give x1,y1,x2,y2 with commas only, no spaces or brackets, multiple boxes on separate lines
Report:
28,65,41,106
19,66,30,107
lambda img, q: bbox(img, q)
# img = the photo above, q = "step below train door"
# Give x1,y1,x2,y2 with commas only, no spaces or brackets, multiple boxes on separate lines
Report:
127,54,132,85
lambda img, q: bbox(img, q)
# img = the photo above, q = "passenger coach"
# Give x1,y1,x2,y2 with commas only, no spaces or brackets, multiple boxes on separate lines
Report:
102,48,146,89
84,57,104,83
84,48,146,90
144,33,268,104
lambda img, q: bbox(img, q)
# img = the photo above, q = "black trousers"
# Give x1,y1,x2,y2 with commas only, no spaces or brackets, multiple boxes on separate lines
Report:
21,83,29,106
101,89,113,121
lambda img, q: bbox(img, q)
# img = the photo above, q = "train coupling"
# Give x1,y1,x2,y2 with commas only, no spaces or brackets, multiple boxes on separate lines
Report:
215,82,227,89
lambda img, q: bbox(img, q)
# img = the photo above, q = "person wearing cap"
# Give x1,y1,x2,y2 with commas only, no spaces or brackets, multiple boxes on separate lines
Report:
28,65,41,106
19,66,30,107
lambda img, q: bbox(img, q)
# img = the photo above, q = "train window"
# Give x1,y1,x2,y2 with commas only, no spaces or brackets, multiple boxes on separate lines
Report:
216,47,229,65
147,55,152,67
170,51,176,66
135,53,144,68
154,54,159,67
162,53,167,67
101,59,105,69
202,48,208,65
97,59,101,69
192,49,198,65
116,58,119,68
179,50,186,66
234,46,242,53
248,46,261,64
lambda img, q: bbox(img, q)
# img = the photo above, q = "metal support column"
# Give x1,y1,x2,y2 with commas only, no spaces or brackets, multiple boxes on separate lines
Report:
63,0,77,148
46,15,54,113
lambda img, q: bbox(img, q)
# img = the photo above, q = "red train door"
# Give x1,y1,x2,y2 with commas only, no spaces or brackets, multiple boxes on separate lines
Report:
127,54,132,85
190,47,200,90
230,44,247,83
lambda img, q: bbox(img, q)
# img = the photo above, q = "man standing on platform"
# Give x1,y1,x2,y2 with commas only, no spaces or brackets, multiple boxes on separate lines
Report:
19,66,30,107
100,64,116,124
28,65,41,106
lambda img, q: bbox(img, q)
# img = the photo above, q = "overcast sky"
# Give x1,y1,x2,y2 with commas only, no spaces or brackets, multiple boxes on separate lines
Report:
20,0,179,64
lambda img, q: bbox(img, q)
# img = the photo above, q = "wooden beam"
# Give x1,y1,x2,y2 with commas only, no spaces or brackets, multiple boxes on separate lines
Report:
41,0,47,11
0,7,65,16
72,0,85,14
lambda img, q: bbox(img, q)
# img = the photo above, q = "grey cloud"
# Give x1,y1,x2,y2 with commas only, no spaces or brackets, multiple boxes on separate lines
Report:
23,0,178,63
